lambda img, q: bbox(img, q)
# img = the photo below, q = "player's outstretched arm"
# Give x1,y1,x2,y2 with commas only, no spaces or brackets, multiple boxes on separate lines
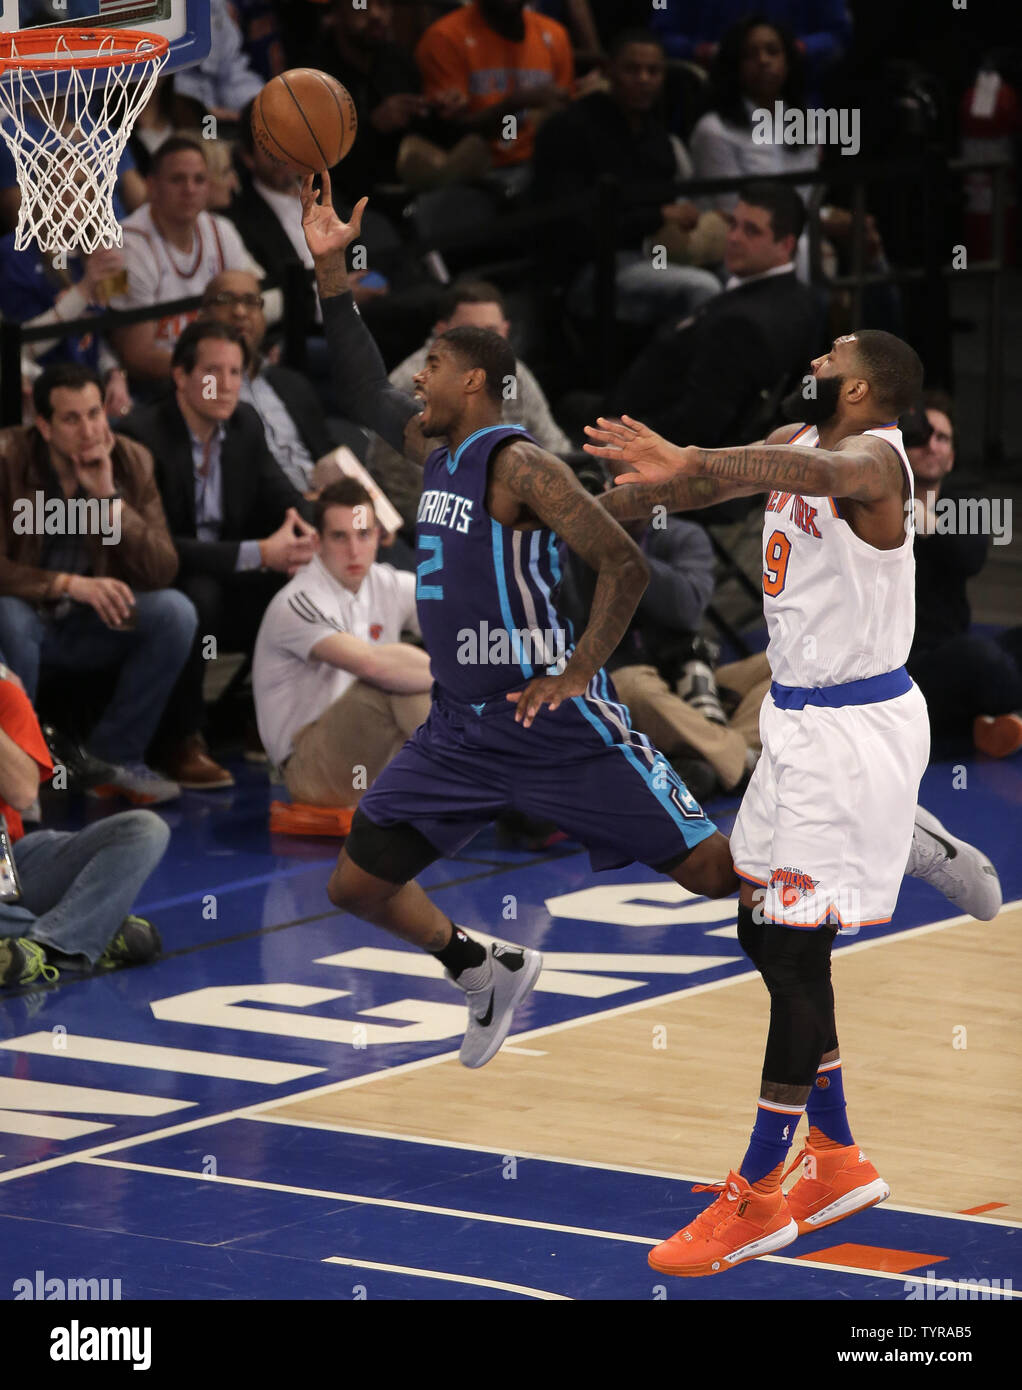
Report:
585,416,765,521
301,172,430,467
586,414,903,503
491,441,649,725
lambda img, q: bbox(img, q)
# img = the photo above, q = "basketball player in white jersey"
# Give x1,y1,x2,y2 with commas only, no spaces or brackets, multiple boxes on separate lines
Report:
584,329,1002,1277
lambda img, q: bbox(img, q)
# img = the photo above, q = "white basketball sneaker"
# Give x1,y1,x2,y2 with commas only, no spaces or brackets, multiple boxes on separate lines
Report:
448,940,542,1069
906,806,1002,921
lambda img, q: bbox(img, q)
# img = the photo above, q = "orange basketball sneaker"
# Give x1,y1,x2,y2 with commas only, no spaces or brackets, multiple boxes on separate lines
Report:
648,1170,798,1277
783,1139,890,1235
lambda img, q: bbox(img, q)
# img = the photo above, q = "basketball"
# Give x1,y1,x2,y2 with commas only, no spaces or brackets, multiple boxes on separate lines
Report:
251,69,357,175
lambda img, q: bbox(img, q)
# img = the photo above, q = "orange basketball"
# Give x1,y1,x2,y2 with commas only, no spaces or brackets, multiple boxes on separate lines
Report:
251,69,357,175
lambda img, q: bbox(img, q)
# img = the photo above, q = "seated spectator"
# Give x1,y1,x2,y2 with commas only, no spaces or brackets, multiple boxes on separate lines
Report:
904,393,1022,757
366,280,572,535
253,479,432,807
688,18,820,215
0,364,196,805
563,459,770,799
199,271,334,493
531,29,722,325
119,321,317,790
606,182,818,449
171,0,265,127
129,76,177,177
416,0,574,186
0,663,168,988
532,0,604,68
111,137,267,386
0,232,132,420
651,0,851,96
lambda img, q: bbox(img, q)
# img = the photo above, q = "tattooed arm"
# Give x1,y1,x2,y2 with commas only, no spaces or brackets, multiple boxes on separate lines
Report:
585,414,904,504
490,440,650,725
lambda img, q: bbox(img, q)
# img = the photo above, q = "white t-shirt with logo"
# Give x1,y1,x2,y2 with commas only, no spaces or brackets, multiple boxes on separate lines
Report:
115,203,263,351
253,555,419,767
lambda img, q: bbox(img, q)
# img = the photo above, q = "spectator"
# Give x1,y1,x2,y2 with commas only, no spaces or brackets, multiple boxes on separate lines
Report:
0,364,196,805
253,479,431,806
172,0,265,127
532,0,604,67
416,0,574,181
119,320,317,790
564,460,770,798
200,271,335,494
531,29,722,325
129,76,177,176
904,393,1022,756
0,664,168,988
651,1,852,94
0,231,132,419
111,137,267,386
605,182,818,449
230,0,288,82
366,280,572,534
688,17,819,214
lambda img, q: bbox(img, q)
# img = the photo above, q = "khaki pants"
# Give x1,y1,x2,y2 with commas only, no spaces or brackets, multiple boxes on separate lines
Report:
612,652,772,791
283,680,431,808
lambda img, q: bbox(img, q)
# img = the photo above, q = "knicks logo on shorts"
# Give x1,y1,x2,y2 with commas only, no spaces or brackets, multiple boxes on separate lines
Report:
769,866,819,908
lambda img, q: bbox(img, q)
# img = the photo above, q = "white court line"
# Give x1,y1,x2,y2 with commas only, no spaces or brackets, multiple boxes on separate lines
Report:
80,1156,1021,1297
322,1257,570,1300
0,899,1016,1191
251,1115,1022,1230
500,1046,547,1057
82,1156,656,1244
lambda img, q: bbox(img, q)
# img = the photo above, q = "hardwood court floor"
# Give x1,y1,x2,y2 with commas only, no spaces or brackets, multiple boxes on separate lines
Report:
269,907,1022,1221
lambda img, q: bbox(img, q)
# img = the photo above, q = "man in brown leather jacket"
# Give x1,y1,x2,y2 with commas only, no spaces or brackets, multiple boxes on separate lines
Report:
0,363,197,805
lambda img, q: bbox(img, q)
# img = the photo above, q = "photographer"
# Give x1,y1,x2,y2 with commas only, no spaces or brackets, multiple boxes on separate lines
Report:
904,392,1022,756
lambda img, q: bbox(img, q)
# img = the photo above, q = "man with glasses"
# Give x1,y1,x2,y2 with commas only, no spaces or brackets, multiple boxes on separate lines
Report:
201,270,335,495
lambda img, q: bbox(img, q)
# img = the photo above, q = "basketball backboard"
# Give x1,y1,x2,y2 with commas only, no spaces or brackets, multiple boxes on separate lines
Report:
0,0,209,73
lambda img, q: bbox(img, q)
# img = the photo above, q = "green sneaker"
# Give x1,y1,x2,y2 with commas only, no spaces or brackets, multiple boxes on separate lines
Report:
97,916,162,970
0,938,59,987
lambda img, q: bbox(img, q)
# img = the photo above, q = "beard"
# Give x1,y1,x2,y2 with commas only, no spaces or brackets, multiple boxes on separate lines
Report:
781,373,844,425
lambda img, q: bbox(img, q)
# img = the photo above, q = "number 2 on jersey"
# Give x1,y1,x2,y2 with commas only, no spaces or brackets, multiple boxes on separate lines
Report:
416,535,444,600
763,529,791,596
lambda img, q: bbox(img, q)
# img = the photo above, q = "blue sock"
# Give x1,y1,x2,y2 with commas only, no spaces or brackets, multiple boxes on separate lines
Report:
739,1100,805,1187
807,1059,855,1147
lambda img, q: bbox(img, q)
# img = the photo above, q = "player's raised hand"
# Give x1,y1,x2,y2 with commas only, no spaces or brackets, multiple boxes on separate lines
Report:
300,171,367,259
506,672,589,728
583,414,690,486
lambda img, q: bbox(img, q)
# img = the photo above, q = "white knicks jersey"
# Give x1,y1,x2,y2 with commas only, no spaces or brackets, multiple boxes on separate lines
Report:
762,423,915,688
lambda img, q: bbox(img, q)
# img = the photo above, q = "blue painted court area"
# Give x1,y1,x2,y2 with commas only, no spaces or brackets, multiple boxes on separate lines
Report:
0,748,1019,1299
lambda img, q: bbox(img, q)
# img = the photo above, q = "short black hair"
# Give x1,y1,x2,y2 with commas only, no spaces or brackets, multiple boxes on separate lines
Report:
434,327,516,405
150,135,207,176
737,180,806,242
607,28,665,61
439,279,506,320
33,363,104,421
850,330,925,417
315,478,375,533
171,318,251,374
237,98,257,158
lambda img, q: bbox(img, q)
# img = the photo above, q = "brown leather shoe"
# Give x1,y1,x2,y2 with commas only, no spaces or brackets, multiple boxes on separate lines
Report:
162,734,235,790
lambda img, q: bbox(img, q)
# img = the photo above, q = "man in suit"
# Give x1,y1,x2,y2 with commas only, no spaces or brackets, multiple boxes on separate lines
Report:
120,321,317,788
200,270,335,492
606,182,820,448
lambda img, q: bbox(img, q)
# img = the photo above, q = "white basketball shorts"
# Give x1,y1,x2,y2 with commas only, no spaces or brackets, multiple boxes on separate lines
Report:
730,680,930,933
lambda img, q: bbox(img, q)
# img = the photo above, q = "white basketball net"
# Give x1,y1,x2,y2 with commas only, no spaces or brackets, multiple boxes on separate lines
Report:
0,31,167,253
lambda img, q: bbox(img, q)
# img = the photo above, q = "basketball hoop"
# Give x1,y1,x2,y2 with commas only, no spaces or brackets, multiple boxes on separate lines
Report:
0,28,169,254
